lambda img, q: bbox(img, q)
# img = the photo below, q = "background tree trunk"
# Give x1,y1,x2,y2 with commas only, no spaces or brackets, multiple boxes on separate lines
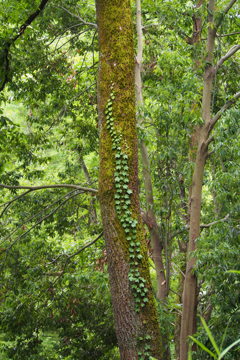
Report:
180,1,216,359
135,1,170,358
135,0,167,303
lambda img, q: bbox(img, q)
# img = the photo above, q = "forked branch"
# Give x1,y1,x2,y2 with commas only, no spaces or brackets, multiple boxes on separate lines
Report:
56,6,97,28
209,91,240,131
200,214,229,228
216,44,240,72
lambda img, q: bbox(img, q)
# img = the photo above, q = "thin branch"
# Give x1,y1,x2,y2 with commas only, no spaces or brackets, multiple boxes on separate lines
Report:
50,233,103,286
202,31,240,40
215,0,238,29
0,190,78,245
200,214,229,229
68,232,103,259
46,23,86,47
205,135,214,147
216,44,240,72
46,81,97,133
2,191,81,252
56,6,97,28
0,0,50,91
0,183,97,193
13,0,49,42
217,31,240,38
172,262,186,278
54,29,89,52
169,287,181,298
209,91,240,131
171,214,230,238
142,23,160,29
222,0,238,17
170,228,188,241
0,190,32,217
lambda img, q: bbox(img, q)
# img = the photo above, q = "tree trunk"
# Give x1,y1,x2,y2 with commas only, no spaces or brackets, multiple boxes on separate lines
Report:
180,1,216,359
95,0,163,358
135,0,167,302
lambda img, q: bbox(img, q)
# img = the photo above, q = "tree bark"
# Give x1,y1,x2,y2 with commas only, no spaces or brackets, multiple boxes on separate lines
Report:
180,1,216,359
135,0,167,302
95,0,163,358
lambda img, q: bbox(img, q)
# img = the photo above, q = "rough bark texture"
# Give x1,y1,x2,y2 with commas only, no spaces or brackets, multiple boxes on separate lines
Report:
95,0,162,358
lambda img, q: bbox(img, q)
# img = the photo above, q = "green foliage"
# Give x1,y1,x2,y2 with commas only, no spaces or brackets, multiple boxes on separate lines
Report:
0,0,239,358
105,87,149,313
189,317,240,360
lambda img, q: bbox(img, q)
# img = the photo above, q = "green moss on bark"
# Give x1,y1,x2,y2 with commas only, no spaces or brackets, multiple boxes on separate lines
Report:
96,0,162,358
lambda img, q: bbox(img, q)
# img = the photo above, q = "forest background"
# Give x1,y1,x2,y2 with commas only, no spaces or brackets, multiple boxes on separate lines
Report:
0,0,239,359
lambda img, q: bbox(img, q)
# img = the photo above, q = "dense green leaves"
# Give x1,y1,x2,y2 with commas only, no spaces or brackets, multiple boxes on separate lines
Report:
0,0,239,358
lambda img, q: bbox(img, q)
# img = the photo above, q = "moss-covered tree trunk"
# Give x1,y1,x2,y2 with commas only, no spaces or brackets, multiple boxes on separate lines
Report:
95,0,162,359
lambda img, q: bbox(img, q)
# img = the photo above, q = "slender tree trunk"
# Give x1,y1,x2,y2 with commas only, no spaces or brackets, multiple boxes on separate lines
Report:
135,0,167,302
174,177,188,360
180,1,216,359
95,0,163,358
135,2,170,358
79,157,98,225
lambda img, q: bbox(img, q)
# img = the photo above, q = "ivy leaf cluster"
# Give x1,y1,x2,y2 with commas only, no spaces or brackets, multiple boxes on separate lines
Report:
105,87,149,313
138,334,153,360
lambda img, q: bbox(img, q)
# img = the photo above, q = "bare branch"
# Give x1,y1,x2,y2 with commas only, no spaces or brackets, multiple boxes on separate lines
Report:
209,91,240,131
56,6,97,28
171,214,230,238
200,214,229,229
216,44,240,72
0,183,98,194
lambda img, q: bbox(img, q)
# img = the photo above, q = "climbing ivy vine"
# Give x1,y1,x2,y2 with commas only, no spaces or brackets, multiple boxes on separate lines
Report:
105,85,149,310
105,85,152,359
